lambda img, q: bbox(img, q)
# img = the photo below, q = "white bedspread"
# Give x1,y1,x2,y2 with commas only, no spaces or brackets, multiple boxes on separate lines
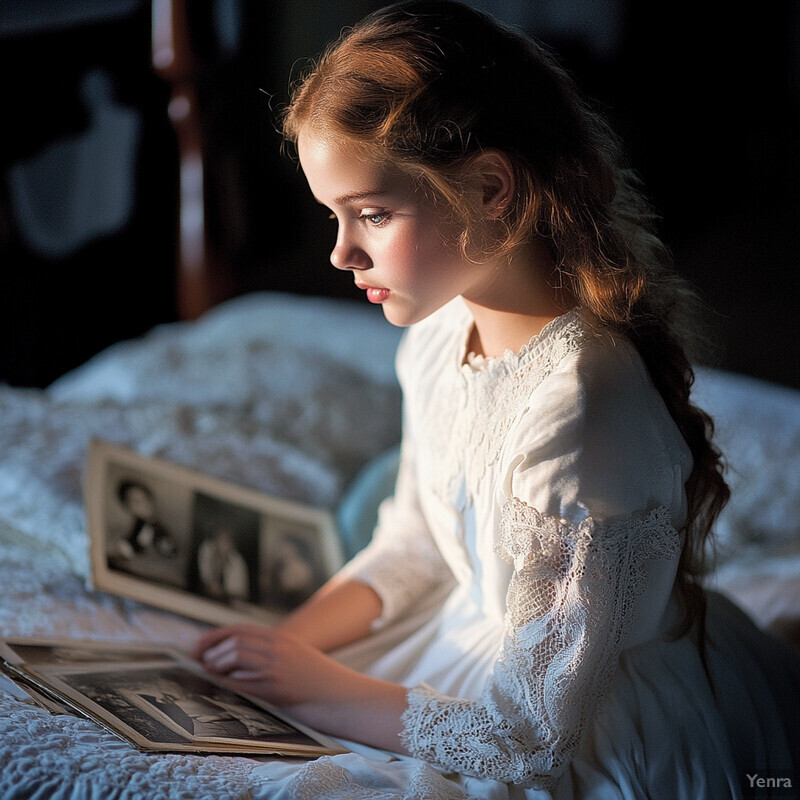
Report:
0,291,797,799
0,293,405,799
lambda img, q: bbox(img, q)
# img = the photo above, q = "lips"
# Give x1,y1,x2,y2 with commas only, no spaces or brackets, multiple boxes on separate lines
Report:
366,288,390,303
355,282,390,304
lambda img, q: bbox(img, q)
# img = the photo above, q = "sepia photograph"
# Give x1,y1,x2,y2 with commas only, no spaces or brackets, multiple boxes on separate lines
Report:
259,515,329,611
0,636,344,756
85,439,344,626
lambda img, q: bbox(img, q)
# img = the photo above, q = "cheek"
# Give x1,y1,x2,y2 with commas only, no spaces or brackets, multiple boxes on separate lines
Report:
402,221,458,272
380,230,428,279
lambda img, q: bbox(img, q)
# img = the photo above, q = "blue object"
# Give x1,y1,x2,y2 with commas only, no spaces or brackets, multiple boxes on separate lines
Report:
336,446,401,561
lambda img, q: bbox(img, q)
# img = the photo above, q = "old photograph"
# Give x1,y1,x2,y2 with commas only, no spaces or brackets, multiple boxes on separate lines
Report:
85,439,343,626
260,515,329,611
0,637,177,667
188,492,260,606
0,636,345,756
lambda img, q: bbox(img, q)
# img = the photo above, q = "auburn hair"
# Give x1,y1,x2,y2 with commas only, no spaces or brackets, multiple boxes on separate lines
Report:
282,0,729,639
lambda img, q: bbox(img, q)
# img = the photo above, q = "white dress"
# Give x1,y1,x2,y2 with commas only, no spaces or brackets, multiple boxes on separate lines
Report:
255,299,800,799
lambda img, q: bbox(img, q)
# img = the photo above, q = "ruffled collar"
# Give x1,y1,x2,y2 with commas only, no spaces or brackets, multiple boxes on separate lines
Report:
459,307,587,379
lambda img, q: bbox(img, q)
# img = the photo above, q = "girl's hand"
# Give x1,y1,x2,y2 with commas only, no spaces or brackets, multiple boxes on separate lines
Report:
191,624,354,707
190,624,409,751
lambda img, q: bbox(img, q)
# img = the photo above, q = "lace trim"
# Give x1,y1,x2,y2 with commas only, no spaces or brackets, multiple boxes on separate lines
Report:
459,309,583,377
400,501,680,789
497,501,679,627
424,310,591,505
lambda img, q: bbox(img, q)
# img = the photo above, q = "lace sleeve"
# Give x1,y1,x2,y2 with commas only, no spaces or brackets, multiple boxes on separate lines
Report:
400,499,680,789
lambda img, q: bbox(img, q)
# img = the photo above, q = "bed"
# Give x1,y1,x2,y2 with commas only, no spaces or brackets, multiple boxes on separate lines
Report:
0,290,798,799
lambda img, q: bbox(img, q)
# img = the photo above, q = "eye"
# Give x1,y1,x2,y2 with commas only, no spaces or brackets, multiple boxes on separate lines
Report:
360,211,391,227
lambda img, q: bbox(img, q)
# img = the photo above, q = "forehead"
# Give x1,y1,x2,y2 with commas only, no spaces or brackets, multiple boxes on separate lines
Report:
297,132,414,204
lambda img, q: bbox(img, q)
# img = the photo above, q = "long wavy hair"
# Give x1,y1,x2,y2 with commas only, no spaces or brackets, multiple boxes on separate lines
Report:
282,0,729,639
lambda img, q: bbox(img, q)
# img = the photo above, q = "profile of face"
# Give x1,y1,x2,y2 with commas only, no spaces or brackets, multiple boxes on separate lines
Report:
297,133,500,328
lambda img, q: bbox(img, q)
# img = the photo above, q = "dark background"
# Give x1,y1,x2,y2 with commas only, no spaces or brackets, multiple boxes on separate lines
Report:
1,0,798,389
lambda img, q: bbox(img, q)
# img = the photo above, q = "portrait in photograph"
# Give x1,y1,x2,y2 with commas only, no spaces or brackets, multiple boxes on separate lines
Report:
260,517,327,611
187,493,259,606
86,439,343,626
103,461,194,591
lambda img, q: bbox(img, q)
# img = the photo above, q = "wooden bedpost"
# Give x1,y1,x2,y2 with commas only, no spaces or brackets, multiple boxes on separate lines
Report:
151,0,231,320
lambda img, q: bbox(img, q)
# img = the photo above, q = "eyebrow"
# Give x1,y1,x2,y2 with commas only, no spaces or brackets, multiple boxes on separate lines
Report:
333,189,389,206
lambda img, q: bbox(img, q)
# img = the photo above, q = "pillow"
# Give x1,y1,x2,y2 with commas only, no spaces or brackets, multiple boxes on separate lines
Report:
49,291,404,403
336,446,401,560
692,366,800,562
46,291,405,497
692,366,800,631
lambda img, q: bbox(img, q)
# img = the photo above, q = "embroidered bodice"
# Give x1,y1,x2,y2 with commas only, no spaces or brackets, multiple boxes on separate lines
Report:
426,309,590,506
339,298,693,788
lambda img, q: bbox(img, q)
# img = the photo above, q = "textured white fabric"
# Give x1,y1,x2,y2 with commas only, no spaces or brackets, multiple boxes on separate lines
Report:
337,298,800,797
0,293,403,580
1,292,799,800
401,505,681,789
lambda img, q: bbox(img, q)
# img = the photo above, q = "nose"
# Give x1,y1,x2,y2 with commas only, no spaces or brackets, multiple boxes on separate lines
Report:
330,228,370,271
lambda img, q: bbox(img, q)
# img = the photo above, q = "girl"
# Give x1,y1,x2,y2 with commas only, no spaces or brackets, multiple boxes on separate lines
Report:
193,2,800,796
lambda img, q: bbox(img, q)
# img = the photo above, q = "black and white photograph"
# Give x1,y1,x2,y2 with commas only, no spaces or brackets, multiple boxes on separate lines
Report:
189,492,259,606
0,636,344,756
120,673,301,743
86,439,344,626
260,516,328,611
62,665,318,750
104,464,192,591
0,637,176,667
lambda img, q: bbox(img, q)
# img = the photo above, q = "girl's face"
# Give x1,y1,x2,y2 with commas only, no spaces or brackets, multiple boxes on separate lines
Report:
297,132,489,327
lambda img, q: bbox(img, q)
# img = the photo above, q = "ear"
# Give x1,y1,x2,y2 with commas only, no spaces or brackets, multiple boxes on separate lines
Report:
472,149,515,219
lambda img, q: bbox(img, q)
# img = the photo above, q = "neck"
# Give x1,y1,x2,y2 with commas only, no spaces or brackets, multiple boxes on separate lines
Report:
461,241,572,358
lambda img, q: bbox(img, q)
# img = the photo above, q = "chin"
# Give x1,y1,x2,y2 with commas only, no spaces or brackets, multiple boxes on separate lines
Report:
381,298,445,328
382,307,426,329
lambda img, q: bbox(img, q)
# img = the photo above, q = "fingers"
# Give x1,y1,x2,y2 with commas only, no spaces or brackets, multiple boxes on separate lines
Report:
206,636,272,671
200,633,269,674
200,637,243,672
189,626,340,708
190,624,270,661
194,627,303,683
